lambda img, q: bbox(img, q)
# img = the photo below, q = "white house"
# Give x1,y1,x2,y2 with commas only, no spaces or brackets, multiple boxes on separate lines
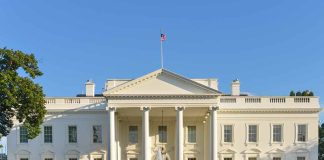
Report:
7,69,321,160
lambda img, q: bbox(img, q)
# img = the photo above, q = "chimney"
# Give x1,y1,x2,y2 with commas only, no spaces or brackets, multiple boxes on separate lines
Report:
231,79,240,96
85,80,95,97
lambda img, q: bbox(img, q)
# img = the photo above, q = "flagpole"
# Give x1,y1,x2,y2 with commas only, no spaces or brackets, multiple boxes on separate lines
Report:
160,39,164,69
160,29,164,69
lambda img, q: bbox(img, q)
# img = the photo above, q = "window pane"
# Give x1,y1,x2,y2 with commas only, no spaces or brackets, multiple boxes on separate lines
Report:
188,126,196,143
273,158,281,160
224,125,233,143
44,126,53,143
248,158,257,160
158,126,167,143
129,126,138,143
248,125,257,142
298,125,307,142
273,125,282,142
224,158,232,160
93,125,102,143
68,126,77,143
297,157,305,160
20,127,28,143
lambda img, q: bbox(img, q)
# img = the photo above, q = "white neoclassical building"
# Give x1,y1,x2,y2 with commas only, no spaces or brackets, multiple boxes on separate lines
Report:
7,69,321,160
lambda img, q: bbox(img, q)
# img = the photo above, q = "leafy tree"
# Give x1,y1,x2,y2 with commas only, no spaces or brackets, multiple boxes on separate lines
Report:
289,90,295,96
319,124,324,159
309,91,314,96
296,91,302,96
302,90,308,96
0,48,46,139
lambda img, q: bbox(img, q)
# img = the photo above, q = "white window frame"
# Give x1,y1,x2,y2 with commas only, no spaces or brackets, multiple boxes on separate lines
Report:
67,125,78,144
270,123,284,145
221,124,234,145
186,125,197,144
295,123,308,143
245,124,259,145
92,125,102,144
157,125,168,144
43,125,53,144
18,126,29,144
128,125,139,144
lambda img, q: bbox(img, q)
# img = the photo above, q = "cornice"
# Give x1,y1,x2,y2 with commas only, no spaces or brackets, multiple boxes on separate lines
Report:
218,108,321,113
105,94,218,100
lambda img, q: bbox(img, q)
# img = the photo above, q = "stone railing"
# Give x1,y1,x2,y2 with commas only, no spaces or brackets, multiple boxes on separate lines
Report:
219,96,319,108
45,97,106,104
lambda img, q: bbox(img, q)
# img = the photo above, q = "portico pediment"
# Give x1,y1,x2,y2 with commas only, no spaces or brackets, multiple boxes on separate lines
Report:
103,69,221,97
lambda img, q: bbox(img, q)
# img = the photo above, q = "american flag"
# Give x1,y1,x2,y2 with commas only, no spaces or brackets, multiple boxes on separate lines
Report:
160,33,166,41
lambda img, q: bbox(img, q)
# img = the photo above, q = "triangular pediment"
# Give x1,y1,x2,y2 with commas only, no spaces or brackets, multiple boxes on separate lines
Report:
266,148,285,154
219,148,236,154
103,69,220,96
243,148,261,154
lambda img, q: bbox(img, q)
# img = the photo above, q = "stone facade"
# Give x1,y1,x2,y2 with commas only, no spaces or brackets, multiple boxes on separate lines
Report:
7,69,321,160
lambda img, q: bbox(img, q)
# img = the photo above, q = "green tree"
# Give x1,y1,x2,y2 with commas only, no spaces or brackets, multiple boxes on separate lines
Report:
309,91,314,96
319,124,324,159
0,48,46,139
289,90,295,96
296,91,302,96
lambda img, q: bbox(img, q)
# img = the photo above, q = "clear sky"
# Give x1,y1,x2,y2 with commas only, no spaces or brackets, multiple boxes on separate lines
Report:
0,0,323,121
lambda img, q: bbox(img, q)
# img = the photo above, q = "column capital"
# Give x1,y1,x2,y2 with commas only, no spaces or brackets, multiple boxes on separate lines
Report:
175,106,185,111
106,106,116,111
209,105,219,111
140,106,151,111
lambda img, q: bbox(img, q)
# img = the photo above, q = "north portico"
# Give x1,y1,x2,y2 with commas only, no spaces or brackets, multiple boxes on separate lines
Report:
103,69,222,160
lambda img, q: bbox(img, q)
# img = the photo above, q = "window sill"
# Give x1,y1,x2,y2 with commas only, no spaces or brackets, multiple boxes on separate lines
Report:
270,142,284,146
221,142,234,146
245,142,259,146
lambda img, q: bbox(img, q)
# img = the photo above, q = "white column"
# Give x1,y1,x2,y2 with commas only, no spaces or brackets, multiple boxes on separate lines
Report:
210,106,219,160
108,107,116,160
141,107,150,160
176,107,184,160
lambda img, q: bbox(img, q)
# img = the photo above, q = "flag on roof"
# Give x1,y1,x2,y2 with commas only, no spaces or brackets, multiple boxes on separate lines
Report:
160,33,166,41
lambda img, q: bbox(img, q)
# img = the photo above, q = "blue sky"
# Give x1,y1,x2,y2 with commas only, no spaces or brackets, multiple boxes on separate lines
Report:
0,0,323,124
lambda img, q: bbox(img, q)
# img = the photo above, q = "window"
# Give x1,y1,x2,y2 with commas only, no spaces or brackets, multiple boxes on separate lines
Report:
45,159,53,160
273,158,281,160
69,158,77,160
224,125,233,143
297,157,305,160
93,125,102,143
129,126,138,143
188,126,196,143
224,158,232,160
94,159,102,160
248,125,257,142
20,127,28,143
158,126,167,143
273,125,282,142
20,159,28,160
129,158,137,160
297,124,307,142
68,126,77,143
188,158,196,160
248,158,257,160
44,126,53,143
